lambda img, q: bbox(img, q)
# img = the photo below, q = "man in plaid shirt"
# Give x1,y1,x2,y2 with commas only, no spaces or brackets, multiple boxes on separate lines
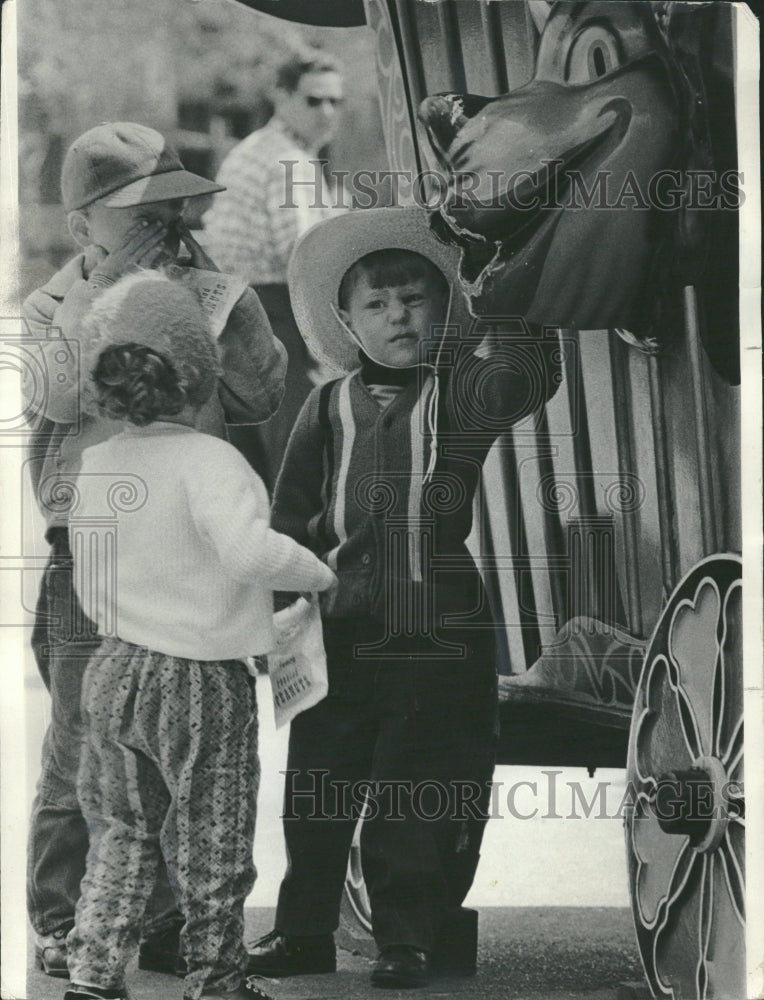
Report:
203,50,344,488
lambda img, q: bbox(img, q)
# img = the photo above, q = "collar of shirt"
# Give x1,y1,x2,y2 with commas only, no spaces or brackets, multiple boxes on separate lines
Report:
359,350,423,388
269,116,321,156
121,421,197,435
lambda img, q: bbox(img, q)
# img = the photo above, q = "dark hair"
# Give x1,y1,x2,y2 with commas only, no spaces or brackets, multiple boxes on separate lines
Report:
338,249,449,311
275,50,341,94
92,344,187,426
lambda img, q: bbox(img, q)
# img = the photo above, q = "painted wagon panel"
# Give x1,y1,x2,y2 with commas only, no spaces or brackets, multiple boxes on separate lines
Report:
363,0,741,677
352,9,746,989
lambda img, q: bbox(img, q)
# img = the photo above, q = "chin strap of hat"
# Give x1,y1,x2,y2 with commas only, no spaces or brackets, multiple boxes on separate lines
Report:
423,368,440,487
330,284,454,489
330,301,361,355
422,284,456,487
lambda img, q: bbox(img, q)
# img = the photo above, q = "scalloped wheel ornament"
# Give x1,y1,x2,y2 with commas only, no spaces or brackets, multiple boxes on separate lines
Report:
624,555,745,1000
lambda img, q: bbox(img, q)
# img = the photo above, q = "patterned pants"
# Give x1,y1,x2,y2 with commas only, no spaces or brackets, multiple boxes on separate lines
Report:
67,638,259,1000
28,530,180,939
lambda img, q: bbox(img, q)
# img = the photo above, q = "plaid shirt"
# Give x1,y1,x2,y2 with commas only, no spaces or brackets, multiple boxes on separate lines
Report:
202,118,335,285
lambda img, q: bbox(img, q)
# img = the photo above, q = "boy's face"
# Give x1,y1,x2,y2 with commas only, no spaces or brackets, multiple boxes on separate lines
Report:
339,273,448,369
75,198,187,258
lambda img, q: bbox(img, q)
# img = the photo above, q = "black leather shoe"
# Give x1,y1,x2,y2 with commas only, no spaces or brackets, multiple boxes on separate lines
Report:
63,985,127,1000
138,921,186,976
246,929,336,976
34,930,70,978
371,946,430,989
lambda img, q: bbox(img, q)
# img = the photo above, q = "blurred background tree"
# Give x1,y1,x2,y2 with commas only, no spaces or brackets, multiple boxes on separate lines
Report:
17,0,388,296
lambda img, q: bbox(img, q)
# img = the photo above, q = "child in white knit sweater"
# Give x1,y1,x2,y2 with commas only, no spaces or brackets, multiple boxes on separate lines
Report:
64,271,335,1000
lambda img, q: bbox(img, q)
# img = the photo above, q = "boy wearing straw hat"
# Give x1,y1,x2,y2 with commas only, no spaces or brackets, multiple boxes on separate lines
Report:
247,207,560,988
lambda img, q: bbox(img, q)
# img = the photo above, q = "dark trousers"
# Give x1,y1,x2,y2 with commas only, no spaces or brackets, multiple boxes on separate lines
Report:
27,529,181,939
275,621,498,953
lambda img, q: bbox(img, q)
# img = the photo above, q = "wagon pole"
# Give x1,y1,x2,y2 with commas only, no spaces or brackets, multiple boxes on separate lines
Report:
647,351,678,604
609,334,644,638
684,284,720,557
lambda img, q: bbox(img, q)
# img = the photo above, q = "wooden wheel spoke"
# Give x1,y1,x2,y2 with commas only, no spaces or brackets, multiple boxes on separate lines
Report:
673,681,704,762
715,582,743,763
667,578,722,758
696,855,713,1000
721,827,745,923
633,808,693,930
650,850,704,998
635,655,697,785
699,847,747,998
723,722,743,782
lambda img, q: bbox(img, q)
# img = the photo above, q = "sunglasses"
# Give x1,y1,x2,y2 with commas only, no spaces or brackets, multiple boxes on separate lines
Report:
305,95,344,108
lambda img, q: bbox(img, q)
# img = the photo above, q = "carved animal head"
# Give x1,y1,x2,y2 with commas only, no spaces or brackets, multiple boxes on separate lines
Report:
418,1,739,383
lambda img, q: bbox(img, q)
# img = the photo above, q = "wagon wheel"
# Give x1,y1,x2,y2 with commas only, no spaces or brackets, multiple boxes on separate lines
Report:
624,555,744,1000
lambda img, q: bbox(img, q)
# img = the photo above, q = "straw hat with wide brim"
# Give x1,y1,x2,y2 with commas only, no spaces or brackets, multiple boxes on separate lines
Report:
288,207,472,375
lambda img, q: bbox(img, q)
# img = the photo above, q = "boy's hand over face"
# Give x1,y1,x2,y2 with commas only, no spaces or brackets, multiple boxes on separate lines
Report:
177,219,220,273
88,220,169,286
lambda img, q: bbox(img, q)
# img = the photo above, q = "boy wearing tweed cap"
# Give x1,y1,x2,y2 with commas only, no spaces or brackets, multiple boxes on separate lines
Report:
22,122,287,978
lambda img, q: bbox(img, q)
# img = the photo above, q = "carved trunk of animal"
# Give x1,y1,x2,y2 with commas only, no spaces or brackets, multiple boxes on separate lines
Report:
417,0,739,384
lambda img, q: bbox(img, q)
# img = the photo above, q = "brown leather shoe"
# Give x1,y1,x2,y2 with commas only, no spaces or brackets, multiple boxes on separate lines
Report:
246,929,336,976
371,946,430,988
34,930,69,978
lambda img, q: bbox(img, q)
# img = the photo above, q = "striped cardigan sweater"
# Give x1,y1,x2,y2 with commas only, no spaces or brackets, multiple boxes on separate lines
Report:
272,324,560,634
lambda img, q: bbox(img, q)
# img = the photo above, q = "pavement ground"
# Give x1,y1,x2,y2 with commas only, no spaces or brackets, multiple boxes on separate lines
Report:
24,906,645,1000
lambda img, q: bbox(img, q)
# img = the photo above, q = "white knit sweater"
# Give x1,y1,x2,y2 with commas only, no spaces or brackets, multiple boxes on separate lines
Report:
72,422,335,660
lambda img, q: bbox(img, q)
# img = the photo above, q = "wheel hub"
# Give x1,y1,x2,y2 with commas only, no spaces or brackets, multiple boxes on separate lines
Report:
654,755,741,853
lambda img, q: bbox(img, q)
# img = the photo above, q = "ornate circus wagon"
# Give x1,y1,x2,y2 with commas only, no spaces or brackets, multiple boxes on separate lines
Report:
224,2,750,995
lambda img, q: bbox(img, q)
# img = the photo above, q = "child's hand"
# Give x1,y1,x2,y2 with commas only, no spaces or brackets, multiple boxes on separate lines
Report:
88,220,169,286
177,220,220,273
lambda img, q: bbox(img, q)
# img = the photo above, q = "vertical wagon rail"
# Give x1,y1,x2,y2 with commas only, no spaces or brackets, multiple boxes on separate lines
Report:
647,354,679,599
475,480,512,674
609,335,644,637
564,329,622,626
478,1,510,94
432,1,467,92
498,436,543,668
535,410,567,628
564,330,598,521
391,0,426,103
684,285,720,557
